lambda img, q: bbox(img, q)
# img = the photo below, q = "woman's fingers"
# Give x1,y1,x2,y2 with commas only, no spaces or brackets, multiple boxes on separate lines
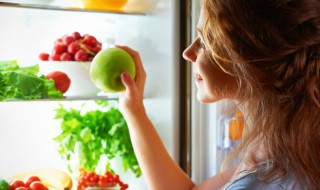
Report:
116,45,147,116
116,45,146,99
116,45,142,66
121,71,136,97
115,45,146,79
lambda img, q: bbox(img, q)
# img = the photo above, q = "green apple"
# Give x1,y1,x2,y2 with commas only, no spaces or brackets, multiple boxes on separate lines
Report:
90,47,136,92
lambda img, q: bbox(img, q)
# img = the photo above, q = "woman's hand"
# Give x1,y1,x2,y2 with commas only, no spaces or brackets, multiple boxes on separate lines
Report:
117,45,147,118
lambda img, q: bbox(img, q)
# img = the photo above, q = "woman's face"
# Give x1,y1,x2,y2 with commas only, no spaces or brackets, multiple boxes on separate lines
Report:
183,11,239,103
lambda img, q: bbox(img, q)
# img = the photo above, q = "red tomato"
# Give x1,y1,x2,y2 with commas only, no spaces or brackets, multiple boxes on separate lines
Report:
24,176,41,188
46,71,71,94
15,187,28,190
9,179,26,190
29,181,47,190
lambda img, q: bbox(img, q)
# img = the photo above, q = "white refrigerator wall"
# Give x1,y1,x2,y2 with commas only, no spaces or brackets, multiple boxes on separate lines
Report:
0,1,180,189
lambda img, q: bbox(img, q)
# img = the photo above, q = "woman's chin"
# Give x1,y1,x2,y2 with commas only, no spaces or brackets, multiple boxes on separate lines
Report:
196,93,220,103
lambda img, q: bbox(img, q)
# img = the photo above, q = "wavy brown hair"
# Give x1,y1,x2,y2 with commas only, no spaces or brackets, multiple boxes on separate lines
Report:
202,0,320,189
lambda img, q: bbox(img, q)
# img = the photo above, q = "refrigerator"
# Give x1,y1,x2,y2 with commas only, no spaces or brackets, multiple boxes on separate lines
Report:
0,0,182,189
0,0,242,189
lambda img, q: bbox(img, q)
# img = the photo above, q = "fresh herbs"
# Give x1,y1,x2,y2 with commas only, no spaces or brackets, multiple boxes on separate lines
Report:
0,60,62,100
53,100,141,177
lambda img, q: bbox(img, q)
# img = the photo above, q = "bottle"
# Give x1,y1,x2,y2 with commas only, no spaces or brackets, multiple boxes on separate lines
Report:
216,111,244,168
228,111,244,148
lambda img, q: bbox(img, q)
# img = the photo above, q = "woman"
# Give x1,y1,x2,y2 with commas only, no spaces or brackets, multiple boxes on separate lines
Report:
117,0,320,189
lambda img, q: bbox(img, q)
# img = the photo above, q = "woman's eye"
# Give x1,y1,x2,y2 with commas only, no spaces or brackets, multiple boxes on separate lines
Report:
197,38,206,49
200,41,206,49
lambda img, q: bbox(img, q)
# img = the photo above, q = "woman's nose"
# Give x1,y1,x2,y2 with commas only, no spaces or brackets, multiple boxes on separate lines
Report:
183,42,197,63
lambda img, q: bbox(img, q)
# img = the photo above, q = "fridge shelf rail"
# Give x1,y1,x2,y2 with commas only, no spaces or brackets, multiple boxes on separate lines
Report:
3,95,119,102
2,94,149,102
0,1,146,15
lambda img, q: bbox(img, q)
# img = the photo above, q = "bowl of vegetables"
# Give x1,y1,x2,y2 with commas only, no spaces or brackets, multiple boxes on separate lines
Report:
77,170,128,190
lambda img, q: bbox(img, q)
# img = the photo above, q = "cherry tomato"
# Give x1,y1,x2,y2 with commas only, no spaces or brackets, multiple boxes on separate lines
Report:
24,176,41,188
15,187,28,190
9,179,26,190
29,181,47,190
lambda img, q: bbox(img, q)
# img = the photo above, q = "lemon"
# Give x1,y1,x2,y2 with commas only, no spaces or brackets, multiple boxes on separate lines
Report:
0,179,10,190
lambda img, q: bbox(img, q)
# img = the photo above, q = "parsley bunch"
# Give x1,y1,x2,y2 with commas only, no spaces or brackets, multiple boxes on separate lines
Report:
53,100,141,177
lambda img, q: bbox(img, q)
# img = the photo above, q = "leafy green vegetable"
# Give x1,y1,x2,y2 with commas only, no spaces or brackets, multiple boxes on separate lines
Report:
53,100,141,177
0,60,62,100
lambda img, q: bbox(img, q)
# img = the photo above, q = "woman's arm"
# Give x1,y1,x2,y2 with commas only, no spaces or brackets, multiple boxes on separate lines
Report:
117,45,236,190
117,45,193,190
122,106,195,190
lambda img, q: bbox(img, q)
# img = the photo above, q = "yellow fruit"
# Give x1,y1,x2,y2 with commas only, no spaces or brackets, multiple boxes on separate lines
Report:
79,0,128,11
8,169,72,190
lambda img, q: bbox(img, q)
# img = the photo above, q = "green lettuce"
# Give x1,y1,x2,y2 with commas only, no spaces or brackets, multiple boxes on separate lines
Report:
0,60,62,100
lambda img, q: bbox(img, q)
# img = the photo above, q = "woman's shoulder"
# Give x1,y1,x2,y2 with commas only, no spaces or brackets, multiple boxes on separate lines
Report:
220,161,303,190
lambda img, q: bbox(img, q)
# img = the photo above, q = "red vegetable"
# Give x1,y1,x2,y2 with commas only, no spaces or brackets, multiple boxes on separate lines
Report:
9,179,26,190
29,181,47,190
46,71,71,94
24,176,41,188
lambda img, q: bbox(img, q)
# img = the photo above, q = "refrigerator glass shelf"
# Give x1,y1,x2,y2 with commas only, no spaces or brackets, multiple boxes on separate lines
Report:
3,96,118,102
3,94,147,102
0,1,146,15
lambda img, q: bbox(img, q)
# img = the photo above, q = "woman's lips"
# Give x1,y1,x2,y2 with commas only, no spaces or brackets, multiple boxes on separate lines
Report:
194,73,203,81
